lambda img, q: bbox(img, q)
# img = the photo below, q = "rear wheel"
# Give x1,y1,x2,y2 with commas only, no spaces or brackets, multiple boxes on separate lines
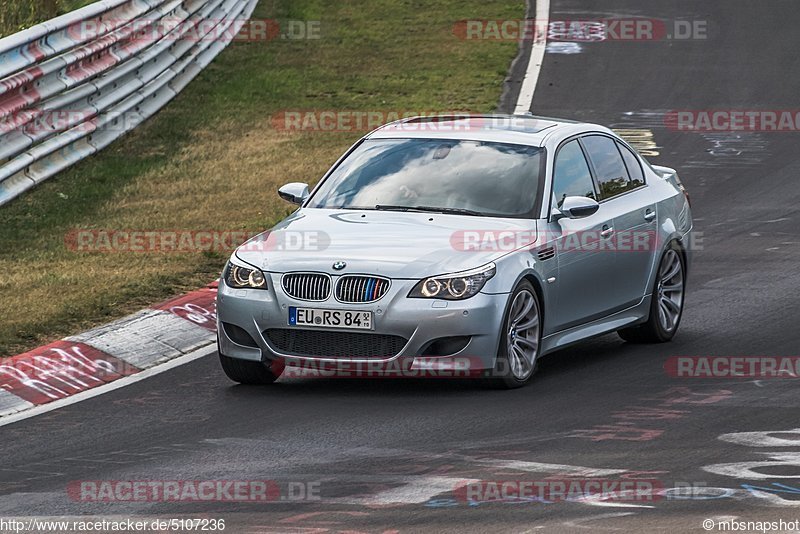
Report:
619,244,685,343
218,342,284,384
487,280,542,389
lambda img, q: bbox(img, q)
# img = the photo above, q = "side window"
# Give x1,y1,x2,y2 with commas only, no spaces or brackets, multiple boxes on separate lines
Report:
552,140,596,209
617,141,645,188
581,135,633,199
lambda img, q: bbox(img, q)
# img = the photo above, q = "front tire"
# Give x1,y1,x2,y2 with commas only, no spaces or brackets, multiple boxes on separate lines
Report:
619,244,685,343
218,342,284,384
487,280,542,389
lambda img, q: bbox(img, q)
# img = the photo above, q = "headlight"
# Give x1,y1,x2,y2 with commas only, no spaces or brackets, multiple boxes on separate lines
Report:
223,261,268,289
408,263,496,300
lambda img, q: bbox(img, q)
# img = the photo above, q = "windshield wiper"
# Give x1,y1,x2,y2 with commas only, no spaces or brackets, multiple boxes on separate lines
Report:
374,205,487,216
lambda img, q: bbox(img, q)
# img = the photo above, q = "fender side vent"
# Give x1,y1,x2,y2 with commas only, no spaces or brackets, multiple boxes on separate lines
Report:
537,246,555,261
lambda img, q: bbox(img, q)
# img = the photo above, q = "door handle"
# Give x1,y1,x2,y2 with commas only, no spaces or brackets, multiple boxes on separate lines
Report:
600,225,614,238
644,209,656,222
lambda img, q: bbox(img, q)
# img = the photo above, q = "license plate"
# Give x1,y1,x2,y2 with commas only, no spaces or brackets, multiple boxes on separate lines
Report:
288,307,373,330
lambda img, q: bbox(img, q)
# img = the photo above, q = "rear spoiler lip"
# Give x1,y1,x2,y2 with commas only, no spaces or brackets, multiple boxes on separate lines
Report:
651,164,678,179
651,164,690,206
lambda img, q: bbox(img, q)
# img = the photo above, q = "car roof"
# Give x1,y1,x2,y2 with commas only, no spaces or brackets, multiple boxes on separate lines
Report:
366,114,612,146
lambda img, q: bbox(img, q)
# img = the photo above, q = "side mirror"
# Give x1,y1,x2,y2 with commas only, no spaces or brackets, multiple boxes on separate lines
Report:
553,196,599,220
278,182,309,205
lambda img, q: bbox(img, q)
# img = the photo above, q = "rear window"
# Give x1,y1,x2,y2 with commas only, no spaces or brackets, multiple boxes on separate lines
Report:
617,141,646,188
581,135,641,199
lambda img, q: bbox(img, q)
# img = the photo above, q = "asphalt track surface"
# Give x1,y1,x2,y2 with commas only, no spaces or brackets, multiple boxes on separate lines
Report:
3,1,800,532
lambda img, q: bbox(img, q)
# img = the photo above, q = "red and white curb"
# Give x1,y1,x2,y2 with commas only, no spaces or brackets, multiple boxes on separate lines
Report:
0,282,219,422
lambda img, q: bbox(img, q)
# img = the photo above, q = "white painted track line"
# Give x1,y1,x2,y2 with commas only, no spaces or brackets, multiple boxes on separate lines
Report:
0,344,217,428
513,0,550,114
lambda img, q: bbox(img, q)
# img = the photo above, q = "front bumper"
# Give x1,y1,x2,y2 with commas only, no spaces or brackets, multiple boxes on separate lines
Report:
216,272,509,371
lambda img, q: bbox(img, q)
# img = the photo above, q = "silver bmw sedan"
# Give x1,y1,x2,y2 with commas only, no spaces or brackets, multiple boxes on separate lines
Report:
216,114,692,388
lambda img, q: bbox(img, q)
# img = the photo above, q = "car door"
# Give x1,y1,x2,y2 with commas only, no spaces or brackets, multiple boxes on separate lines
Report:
542,138,618,332
580,135,657,310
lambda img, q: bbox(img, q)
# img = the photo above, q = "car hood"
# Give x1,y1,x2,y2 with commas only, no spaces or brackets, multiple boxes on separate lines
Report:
235,208,538,279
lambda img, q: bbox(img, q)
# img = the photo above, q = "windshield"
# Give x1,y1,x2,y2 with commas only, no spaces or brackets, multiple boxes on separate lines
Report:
307,138,544,217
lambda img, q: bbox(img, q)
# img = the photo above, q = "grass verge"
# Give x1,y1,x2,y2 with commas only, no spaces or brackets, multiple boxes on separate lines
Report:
0,0,521,357
0,0,96,37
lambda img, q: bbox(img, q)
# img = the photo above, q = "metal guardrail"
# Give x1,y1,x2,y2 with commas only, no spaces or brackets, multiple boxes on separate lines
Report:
0,0,257,206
